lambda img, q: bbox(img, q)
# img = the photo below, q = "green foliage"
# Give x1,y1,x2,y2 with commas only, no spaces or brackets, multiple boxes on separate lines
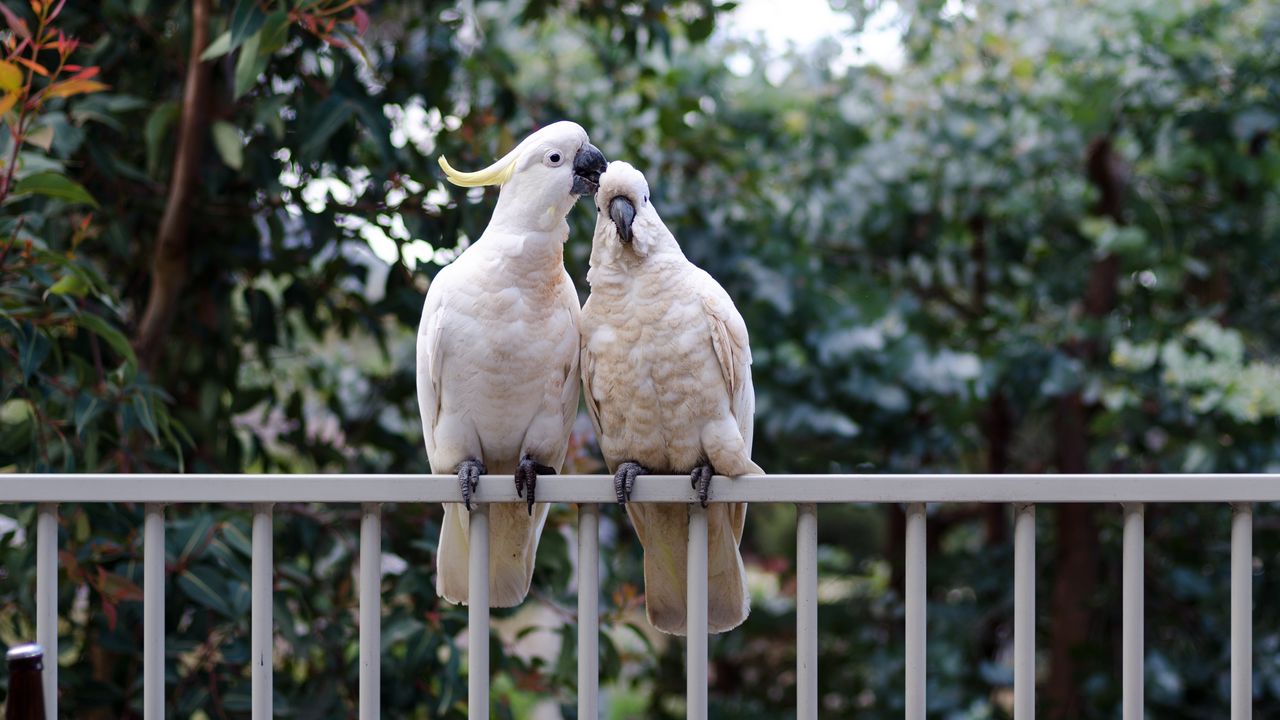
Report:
0,0,1279,717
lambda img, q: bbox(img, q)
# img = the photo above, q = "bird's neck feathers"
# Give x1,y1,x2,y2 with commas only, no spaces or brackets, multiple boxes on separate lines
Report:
490,177,579,235
587,209,683,286
473,181,577,277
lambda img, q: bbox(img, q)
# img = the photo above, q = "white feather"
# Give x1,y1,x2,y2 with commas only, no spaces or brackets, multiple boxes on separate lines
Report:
581,161,762,634
418,122,588,607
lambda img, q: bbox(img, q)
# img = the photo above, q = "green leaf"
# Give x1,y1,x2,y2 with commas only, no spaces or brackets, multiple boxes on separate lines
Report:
300,95,353,161
233,30,267,100
73,394,104,437
258,11,290,55
16,324,51,382
226,580,251,617
11,172,98,207
24,125,54,151
228,0,267,53
143,101,179,178
173,513,217,564
0,399,34,454
253,95,287,140
77,313,139,367
176,567,232,616
211,120,243,171
132,393,159,440
46,272,90,297
200,31,233,61
0,60,21,92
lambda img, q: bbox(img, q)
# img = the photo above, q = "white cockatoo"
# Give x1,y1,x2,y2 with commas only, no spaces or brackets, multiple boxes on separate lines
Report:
419,121,606,607
580,161,763,634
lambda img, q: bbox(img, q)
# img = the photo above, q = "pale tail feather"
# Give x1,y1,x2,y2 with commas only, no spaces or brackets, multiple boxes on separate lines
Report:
628,503,750,635
437,502,549,608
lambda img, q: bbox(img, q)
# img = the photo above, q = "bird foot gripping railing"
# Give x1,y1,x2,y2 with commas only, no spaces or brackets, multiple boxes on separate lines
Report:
1,473,1274,719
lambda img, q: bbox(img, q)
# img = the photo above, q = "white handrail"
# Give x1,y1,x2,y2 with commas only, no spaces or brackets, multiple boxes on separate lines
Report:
1122,503,1144,720
6,472,1267,720
1231,503,1253,720
1013,503,1036,718
577,503,601,719
359,503,382,720
795,503,818,720
468,504,490,720
251,503,273,720
143,504,165,719
3,473,1280,502
904,502,927,720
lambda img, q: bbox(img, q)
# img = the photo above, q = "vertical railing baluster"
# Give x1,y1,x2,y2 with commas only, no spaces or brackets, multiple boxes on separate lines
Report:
468,504,490,720
1122,503,1144,720
1231,502,1252,720
796,503,818,720
578,503,600,720
1014,503,1035,719
36,502,57,720
905,502,926,720
144,503,166,720
359,503,381,720
687,502,709,720
251,503,274,720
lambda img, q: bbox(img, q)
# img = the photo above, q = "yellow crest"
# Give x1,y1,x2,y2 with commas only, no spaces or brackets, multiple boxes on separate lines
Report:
437,154,517,188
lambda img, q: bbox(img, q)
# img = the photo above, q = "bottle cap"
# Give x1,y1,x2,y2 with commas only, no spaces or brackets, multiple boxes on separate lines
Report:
5,643,44,662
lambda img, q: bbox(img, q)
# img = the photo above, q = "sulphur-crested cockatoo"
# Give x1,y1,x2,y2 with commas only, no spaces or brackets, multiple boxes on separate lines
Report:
580,161,763,634
420,121,606,607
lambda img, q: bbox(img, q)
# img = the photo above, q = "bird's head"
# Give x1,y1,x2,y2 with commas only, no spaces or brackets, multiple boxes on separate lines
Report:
437,121,606,229
594,161,652,251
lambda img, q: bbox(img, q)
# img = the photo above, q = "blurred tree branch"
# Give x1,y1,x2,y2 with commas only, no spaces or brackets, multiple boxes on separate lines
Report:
134,0,211,371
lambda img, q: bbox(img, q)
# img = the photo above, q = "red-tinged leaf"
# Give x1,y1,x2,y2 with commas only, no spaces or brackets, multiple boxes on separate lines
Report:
94,566,144,602
58,549,82,582
43,78,108,99
352,6,369,35
12,56,48,77
101,599,117,631
29,1,42,15
66,66,99,81
0,4,30,39
46,0,65,22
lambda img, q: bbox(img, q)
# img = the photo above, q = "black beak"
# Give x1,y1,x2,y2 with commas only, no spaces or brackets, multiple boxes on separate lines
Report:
609,195,635,244
571,143,607,196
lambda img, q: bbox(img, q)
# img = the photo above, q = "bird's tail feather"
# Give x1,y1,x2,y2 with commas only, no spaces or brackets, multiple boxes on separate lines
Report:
629,503,750,635
437,502,549,608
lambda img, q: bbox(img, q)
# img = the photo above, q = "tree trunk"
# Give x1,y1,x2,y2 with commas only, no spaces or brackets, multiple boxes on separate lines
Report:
984,391,1011,545
1045,136,1126,718
133,0,212,371
1046,396,1100,719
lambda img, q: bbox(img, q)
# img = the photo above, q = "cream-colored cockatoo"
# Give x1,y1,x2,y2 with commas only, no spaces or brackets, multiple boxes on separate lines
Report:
580,161,763,634
420,121,606,607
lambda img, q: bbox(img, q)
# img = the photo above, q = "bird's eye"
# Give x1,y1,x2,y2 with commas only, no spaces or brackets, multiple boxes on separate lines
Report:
544,150,564,167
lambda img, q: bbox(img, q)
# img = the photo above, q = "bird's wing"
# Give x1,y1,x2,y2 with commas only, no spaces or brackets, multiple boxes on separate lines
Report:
416,280,448,461
579,297,605,445
701,277,756,454
555,276,582,468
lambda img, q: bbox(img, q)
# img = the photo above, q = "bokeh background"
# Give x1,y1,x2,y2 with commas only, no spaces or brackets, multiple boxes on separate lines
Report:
2,0,1280,717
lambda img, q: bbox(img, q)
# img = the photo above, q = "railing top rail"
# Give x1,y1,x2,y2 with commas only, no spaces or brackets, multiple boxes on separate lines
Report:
0,473,1278,503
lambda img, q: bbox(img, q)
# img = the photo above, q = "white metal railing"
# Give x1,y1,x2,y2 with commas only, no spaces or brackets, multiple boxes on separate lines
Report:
1,472,1274,720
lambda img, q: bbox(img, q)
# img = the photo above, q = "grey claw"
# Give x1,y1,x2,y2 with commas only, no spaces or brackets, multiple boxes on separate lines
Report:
614,462,646,504
517,455,555,516
691,465,713,507
457,458,486,511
